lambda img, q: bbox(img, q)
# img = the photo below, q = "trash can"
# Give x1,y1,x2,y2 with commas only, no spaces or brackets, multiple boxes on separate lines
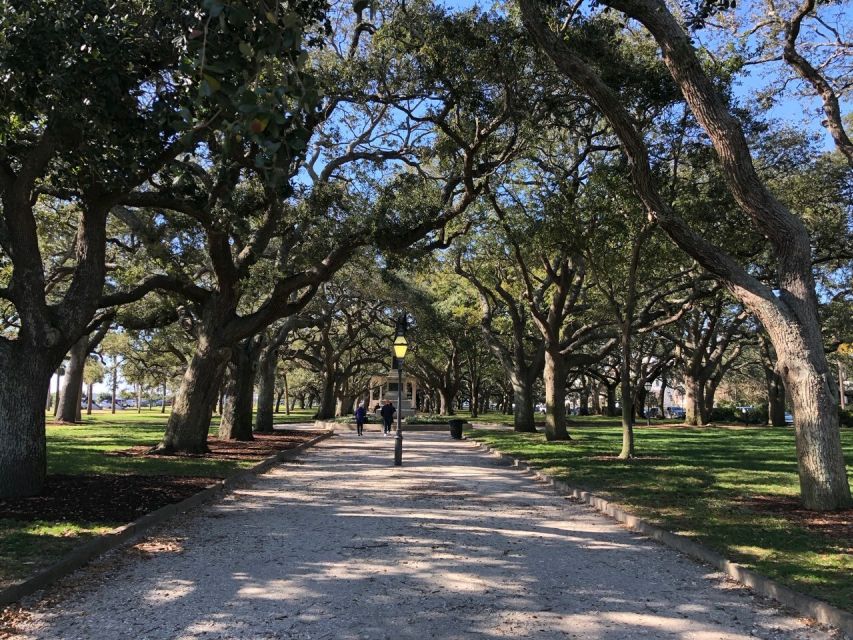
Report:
449,419,464,440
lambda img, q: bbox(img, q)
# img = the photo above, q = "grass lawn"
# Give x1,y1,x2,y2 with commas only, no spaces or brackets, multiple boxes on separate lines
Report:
1,408,318,589
467,414,853,613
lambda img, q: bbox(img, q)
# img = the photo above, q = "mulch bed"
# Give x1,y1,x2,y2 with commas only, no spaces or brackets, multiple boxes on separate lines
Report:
0,430,324,525
738,495,853,547
107,429,325,461
0,475,217,525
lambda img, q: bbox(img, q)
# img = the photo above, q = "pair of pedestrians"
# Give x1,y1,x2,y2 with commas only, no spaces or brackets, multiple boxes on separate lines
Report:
354,400,395,436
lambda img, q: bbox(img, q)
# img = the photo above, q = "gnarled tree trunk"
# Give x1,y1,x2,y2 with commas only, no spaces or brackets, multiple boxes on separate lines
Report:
0,345,53,497
156,341,230,453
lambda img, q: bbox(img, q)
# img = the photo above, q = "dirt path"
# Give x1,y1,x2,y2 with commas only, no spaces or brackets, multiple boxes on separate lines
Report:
14,431,844,639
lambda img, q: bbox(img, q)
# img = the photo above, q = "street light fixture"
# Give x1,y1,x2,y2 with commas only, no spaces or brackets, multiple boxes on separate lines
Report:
392,317,408,466
644,381,652,427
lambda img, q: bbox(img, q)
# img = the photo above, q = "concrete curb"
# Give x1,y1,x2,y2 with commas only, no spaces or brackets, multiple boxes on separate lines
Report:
0,430,335,608
468,437,853,636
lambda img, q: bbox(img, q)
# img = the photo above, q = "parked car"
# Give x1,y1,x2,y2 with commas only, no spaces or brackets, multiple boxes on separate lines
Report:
646,407,661,419
784,412,794,424
535,403,546,414
666,407,686,419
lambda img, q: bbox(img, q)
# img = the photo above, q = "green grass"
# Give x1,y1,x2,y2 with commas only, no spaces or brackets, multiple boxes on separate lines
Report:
1,409,317,587
467,415,853,612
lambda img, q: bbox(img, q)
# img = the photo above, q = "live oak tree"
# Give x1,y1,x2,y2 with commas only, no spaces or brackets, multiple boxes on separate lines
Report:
455,230,546,431
665,293,752,425
0,0,328,497
518,0,851,508
725,0,853,165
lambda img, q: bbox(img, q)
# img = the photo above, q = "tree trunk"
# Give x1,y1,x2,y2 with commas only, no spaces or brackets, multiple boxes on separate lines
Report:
605,383,617,416
283,372,290,415
511,374,537,433
111,369,117,415
768,367,787,427
658,375,667,417
704,380,720,423
57,336,87,423
438,389,450,415
777,343,849,508
578,385,589,416
339,395,355,416
137,384,142,414
87,382,94,415
591,384,601,415
0,347,52,498
315,371,337,420
275,389,283,414
219,340,257,441
255,346,278,433
544,351,570,441
470,382,480,418
161,382,167,414
618,320,636,458
155,343,230,453
53,372,61,417
683,374,704,426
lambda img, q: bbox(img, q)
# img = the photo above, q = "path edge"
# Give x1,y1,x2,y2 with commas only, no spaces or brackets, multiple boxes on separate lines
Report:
0,429,335,608
469,437,853,636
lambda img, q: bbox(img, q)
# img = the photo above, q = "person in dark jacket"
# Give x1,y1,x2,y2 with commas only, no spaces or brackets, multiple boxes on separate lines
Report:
354,403,367,436
379,400,396,435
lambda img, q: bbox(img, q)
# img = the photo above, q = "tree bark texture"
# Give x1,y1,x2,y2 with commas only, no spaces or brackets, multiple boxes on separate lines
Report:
544,351,571,441
0,346,52,497
511,374,537,433
156,343,229,453
219,339,258,441
683,374,705,426
57,336,87,423
255,346,278,433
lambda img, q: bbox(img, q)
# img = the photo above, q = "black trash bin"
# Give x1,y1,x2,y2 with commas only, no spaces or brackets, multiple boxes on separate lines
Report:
449,419,464,440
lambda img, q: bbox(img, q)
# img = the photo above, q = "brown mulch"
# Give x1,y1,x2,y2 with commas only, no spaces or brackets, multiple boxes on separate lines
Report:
0,431,324,525
738,495,853,547
107,429,325,461
0,605,30,639
0,475,217,525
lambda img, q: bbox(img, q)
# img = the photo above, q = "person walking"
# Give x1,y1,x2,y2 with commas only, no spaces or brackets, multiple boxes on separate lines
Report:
354,402,367,436
380,400,396,436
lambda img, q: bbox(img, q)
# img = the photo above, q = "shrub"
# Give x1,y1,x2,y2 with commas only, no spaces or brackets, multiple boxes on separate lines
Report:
840,409,853,429
403,414,455,424
710,406,739,423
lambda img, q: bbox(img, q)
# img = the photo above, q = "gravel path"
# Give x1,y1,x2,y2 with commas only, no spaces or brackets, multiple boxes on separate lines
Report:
15,430,845,639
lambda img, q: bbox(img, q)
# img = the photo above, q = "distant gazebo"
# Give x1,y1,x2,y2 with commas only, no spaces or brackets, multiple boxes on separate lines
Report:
367,362,418,417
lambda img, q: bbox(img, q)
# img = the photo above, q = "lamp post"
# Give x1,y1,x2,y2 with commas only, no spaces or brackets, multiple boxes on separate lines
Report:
392,317,409,466
644,381,652,426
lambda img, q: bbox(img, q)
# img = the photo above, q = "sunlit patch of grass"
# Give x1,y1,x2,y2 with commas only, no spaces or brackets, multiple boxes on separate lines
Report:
469,418,853,612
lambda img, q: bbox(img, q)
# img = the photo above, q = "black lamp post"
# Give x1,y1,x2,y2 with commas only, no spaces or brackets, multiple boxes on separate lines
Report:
644,381,652,426
392,318,409,466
